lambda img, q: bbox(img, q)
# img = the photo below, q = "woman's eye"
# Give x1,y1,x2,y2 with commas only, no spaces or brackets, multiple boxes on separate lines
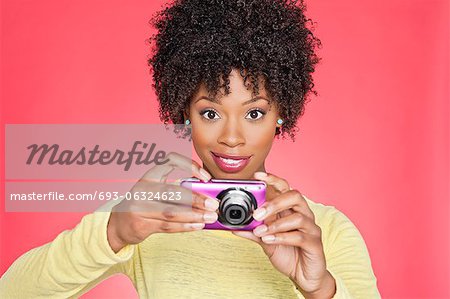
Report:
200,109,220,120
245,109,266,120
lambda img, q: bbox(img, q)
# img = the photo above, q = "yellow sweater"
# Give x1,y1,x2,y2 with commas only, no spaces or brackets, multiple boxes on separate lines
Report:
0,196,380,298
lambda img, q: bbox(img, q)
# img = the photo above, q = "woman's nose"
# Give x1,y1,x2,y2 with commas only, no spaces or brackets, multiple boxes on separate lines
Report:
217,120,245,148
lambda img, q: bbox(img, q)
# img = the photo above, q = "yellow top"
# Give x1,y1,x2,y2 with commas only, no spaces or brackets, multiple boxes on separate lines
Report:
0,196,381,298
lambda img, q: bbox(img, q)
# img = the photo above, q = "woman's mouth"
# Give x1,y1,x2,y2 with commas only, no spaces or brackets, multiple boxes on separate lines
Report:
210,151,252,173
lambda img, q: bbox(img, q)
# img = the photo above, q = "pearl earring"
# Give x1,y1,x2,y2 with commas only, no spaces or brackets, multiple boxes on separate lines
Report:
185,119,191,125
277,119,283,125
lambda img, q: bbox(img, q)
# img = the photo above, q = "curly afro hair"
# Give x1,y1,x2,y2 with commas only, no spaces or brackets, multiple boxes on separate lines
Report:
147,0,321,140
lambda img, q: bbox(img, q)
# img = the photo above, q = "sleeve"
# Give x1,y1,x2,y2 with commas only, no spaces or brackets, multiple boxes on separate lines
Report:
321,208,381,299
291,207,380,299
0,199,136,299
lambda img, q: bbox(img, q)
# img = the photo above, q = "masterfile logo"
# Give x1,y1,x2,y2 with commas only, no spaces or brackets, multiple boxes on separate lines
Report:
4,124,193,212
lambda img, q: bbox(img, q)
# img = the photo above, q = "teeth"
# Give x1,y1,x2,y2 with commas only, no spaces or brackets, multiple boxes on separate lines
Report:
219,157,244,165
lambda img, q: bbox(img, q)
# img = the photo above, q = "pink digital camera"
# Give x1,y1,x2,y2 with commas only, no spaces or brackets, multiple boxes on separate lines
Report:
180,178,266,231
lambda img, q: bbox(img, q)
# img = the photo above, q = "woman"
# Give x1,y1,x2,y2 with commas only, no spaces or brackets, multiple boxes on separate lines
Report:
0,0,380,298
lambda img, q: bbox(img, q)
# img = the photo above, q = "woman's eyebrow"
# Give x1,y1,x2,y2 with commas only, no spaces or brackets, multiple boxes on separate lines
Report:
194,96,270,105
194,96,220,104
242,96,270,105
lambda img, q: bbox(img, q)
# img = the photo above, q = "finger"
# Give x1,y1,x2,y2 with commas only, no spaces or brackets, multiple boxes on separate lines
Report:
253,172,290,193
138,206,218,224
158,154,204,183
141,152,211,183
260,231,320,250
231,231,277,260
253,190,315,221
130,180,219,212
231,231,263,244
144,218,207,234
134,189,219,213
253,213,320,237
190,190,220,211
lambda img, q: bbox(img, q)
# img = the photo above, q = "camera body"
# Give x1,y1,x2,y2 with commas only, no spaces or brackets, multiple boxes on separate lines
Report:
180,178,266,231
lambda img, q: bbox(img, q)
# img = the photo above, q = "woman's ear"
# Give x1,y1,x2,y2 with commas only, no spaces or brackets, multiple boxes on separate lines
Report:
275,115,283,136
276,115,283,128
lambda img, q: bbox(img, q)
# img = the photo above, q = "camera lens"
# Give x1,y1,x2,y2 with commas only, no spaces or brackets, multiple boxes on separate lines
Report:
216,188,257,227
224,204,246,224
229,209,242,219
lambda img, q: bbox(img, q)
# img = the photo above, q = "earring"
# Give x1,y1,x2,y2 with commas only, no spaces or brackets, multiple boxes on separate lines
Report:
185,119,191,125
277,119,283,125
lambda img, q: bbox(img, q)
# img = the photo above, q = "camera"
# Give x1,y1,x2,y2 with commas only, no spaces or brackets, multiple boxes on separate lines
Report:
180,178,266,230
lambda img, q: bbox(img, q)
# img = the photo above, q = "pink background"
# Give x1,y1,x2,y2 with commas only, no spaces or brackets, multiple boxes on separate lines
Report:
1,0,449,298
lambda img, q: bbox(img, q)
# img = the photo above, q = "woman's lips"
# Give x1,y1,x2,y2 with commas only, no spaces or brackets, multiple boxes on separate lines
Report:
210,151,252,173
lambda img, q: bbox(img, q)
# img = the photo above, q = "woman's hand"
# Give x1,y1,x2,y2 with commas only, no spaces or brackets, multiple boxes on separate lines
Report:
107,152,219,253
232,172,336,299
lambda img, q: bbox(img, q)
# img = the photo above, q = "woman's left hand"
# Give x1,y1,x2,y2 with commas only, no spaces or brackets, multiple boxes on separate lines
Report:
232,172,336,299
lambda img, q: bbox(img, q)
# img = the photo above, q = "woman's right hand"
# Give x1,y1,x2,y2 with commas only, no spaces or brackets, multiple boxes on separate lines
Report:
106,152,219,253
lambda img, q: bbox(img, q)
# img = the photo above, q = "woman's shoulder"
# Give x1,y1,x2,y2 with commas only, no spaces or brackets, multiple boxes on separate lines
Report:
302,195,380,298
302,194,361,237
302,194,370,253
303,194,345,222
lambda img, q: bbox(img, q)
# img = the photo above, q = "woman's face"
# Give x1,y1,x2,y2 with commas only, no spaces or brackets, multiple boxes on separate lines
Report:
188,69,281,180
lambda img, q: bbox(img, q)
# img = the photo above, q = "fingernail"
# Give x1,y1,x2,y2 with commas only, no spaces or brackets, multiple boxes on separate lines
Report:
253,225,268,236
262,235,275,243
254,172,267,179
253,208,267,220
188,223,205,230
203,212,218,223
199,168,211,182
205,198,219,211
